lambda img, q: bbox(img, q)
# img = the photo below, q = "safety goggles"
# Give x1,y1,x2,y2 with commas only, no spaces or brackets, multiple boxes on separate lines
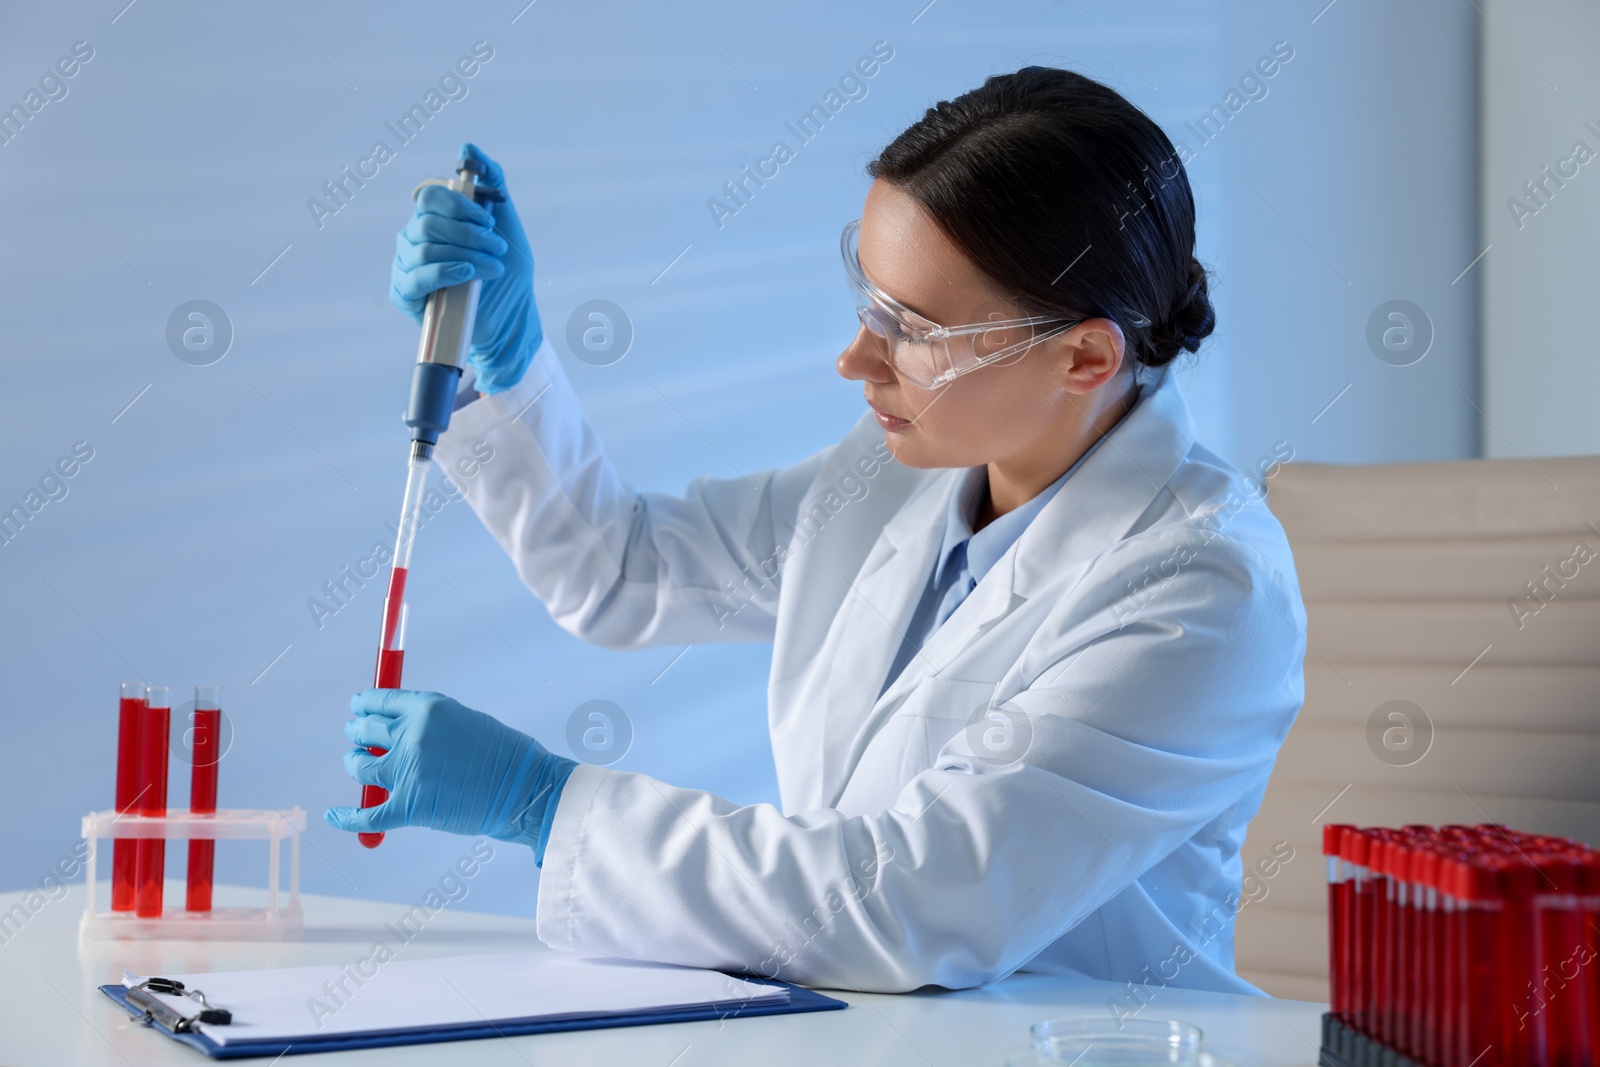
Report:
841,217,1083,390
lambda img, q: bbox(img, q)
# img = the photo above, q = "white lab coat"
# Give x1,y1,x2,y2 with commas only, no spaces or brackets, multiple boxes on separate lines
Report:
434,336,1307,995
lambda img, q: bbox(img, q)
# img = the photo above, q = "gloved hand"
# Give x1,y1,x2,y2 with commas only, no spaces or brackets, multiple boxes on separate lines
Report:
390,143,542,395
326,689,576,864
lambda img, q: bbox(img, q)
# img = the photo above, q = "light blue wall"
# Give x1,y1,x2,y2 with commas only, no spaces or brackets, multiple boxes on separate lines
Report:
1196,0,1481,468
0,0,1477,915
1482,0,1600,458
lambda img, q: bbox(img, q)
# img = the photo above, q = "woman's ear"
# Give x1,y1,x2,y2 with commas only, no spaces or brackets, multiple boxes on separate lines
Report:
1055,317,1126,395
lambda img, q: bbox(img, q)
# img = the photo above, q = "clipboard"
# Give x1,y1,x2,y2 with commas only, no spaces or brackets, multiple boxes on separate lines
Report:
99,952,847,1059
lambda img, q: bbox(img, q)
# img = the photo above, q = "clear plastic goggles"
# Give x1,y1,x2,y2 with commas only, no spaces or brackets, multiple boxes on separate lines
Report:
842,217,1082,389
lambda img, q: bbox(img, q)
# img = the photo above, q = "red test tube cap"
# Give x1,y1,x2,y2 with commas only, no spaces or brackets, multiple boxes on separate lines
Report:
1390,840,1411,882
1347,828,1371,867
1498,858,1538,900
1458,859,1500,902
1350,831,1376,870
1416,848,1440,890
1375,837,1395,878
1534,852,1580,894
1576,852,1600,895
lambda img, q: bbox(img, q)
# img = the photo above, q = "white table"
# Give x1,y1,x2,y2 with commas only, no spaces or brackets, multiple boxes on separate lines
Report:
0,883,1328,1065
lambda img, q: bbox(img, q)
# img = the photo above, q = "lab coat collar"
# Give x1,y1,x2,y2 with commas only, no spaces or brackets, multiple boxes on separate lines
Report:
824,366,1196,791
872,366,1193,700
1008,364,1193,600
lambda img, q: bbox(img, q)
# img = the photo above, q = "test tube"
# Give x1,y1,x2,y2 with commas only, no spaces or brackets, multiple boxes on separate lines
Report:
1324,824,1353,1023
1348,829,1372,1036
1420,844,1446,1062
1391,840,1412,1052
134,685,171,918
1496,856,1538,1067
360,601,407,849
113,682,146,912
1440,853,1461,1067
1577,852,1600,1066
1536,851,1585,1067
186,685,221,912
1371,836,1394,1042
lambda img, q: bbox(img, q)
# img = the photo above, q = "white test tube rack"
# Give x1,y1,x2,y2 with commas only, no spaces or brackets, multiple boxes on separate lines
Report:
78,807,305,941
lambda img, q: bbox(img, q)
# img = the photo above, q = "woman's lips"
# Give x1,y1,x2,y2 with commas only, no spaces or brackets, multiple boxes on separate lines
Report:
869,401,911,431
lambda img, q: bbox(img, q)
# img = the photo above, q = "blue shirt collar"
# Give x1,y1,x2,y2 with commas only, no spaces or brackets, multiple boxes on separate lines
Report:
931,386,1147,590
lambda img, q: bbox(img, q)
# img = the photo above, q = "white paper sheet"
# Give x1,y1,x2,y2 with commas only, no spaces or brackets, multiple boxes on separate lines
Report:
125,952,787,1046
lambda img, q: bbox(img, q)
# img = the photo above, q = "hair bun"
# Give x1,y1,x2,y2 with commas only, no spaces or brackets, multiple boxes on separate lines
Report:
1149,258,1215,366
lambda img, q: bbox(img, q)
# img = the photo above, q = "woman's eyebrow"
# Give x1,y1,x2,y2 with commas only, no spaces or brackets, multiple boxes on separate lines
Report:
858,248,944,324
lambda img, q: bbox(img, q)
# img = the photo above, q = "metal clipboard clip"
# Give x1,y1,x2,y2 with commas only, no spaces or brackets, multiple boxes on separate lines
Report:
125,976,233,1033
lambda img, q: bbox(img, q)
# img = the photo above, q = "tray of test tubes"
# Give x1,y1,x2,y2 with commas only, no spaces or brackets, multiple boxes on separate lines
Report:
1319,822,1600,1067
79,807,305,941
81,682,304,940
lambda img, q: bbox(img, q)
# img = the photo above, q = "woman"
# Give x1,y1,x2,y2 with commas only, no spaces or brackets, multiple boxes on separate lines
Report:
327,66,1307,996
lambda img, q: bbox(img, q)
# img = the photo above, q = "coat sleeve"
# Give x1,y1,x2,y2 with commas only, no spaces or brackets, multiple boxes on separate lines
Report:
532,524,1307,992
430,338,835,649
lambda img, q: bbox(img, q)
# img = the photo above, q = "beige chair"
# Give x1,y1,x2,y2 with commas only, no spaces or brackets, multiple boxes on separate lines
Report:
1232,455,1600,1001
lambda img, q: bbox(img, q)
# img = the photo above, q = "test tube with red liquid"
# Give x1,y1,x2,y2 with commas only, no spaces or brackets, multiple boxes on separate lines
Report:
1536,851,1587,1067
1416,846,1441,1066
1392,838,1412,1056
1497,857,1539,1066
360,594,407,848
1348,829,1372,1036
1324,824,1353,1023
185,685,221,912
1439,854,1461,1067
358,450,429,849
1371,836,1394,1042
134,685,171,917
1578,853,1600,1065
112,681,146,911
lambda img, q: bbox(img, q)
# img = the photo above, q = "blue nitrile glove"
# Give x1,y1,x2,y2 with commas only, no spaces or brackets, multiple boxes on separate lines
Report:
326,690,576,865
389,143,542,395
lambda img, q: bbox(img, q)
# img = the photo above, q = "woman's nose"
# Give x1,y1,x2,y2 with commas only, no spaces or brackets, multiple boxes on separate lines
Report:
837,326,895,383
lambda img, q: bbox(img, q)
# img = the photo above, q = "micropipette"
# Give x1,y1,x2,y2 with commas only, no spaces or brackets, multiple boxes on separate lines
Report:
359,157,504,849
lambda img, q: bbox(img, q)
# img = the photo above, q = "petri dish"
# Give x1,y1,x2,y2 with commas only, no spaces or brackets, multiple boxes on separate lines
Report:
1029,1016,1203,1065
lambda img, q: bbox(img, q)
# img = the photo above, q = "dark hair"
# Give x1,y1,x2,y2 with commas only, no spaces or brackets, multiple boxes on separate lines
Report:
865,66,1214,370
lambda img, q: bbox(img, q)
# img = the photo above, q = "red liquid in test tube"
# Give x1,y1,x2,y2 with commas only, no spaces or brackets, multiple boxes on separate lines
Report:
112,682,146,912
1496,857,1539,1067
360,570,407,849
134,685,171,918
1392,840,1412,1053
1325,824,1353,1023
1372,837,1394,1043
1538,852,1585,1067
1577,852,1600,1066
1461,857,1500,1067
186,685,221,913
1418,847,1442,1066
1439,855,1461,1067
1350,830,1373,1036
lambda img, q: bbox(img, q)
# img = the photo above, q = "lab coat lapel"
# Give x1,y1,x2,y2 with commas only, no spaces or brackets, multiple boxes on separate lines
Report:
871,552,1022,710
819,471,954,797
